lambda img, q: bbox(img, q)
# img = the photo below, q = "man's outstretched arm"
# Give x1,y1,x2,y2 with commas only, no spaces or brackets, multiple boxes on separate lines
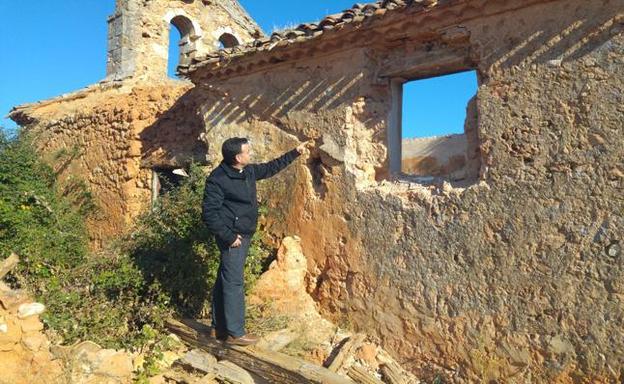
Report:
252,148,300,181
251,141,311,180
202,178,237,246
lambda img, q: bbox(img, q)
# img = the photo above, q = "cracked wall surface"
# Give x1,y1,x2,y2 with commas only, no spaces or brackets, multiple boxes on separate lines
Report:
9,0,624,382
189,1,624,381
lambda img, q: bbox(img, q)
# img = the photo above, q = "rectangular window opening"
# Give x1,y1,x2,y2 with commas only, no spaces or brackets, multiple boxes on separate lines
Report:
391,69,481,186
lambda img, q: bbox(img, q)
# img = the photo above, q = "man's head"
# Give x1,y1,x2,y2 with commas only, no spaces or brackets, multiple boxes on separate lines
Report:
222,137,252,167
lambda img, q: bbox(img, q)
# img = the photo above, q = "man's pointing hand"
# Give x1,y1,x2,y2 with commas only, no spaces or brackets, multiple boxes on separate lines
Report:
296,140,314,154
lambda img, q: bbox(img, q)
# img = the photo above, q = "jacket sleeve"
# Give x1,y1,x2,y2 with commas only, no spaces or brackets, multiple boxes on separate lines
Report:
251,148,301,181
202,178,237,246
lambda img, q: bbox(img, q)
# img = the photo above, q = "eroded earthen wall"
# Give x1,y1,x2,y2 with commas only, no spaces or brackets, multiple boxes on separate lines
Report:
11,0,624,382
12,82,196,247
188,0,624,381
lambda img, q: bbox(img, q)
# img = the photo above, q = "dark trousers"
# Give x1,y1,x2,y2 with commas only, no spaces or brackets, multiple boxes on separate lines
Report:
211,234,251,338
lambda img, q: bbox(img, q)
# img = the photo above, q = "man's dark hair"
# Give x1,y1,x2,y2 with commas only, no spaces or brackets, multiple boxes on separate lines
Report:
221,137,249,166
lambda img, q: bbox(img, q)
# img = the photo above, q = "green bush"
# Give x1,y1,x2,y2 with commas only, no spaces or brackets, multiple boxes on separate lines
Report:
0,130,89,296
0,130,272,349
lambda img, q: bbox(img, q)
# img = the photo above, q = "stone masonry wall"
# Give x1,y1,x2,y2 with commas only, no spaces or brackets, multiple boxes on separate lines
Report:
11,81,195,247
106,0,260,80
189,0,624,381
10,0,624,382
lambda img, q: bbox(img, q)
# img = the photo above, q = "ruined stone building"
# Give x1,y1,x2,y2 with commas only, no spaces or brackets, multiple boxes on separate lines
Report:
9,0,624,382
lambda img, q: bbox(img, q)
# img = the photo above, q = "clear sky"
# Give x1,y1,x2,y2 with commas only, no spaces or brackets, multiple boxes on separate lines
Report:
0,1,476,138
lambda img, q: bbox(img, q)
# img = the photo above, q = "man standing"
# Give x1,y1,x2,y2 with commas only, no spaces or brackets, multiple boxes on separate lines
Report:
202,137,308,346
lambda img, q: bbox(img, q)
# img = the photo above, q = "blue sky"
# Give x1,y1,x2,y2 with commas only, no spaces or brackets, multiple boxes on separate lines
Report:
1,1,476,138
402,71,477,138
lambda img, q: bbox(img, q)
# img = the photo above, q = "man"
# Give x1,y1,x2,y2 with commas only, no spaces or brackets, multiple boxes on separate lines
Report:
202,137,309,346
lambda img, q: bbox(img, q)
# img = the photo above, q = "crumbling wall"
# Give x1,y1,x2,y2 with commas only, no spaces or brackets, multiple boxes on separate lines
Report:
10,81,195,247
402,135,470,178
190,0,624,382
9,0,624,381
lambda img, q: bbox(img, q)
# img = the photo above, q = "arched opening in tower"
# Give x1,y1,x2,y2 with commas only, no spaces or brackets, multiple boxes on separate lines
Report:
167,15,196,79
218,33,239,49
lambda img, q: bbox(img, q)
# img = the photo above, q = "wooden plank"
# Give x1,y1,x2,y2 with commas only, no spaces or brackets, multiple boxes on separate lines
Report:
380,362,407,384
166,318,354,384
328,333,367,372
0,253,19,280
347,365,385,384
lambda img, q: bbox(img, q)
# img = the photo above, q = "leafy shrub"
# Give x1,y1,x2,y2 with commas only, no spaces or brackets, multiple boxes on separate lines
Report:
0,130,90,297
0,130,272,349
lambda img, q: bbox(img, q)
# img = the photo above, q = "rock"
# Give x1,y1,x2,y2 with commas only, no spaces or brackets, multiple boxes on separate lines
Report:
609,167,624,180
250,236,310,312
547,59,563,67
148,374,167,384
548,336,574,355
0,349,27,383
213,360,256,384
588,133,605,145
607,242,621,258
92,349,135,378
0,315,21,351
356,343,378,367
17,302,46,319
319,134,345,163
22,333,48,352
250,237,338,359
0,288,30,312
0,343,63,384
72,340,103,356
256,328,299,352
179,348,217,373
20,315,44,332
66,341,135,383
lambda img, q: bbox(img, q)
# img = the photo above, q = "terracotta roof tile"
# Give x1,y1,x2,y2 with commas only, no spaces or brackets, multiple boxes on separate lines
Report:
182,0,445,76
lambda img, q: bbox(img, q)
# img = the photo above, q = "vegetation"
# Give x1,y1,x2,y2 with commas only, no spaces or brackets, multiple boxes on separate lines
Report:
0,130,272,350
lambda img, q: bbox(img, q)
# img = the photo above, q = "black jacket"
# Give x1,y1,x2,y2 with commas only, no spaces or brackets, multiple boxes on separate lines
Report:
202,149,301,246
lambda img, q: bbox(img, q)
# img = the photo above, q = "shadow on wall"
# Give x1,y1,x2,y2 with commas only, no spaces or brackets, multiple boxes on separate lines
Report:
140,88,207,169
139,71,365,169
137,7,622,184
488,9,620,69
199,71,366,139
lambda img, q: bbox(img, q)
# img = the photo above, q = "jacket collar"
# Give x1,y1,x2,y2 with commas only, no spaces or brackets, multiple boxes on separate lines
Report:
220,161,246,179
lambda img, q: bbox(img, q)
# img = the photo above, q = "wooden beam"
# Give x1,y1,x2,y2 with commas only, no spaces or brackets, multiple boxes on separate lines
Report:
328,333,367,373
166,318,354,384
347,365,385,384
380,362,408,384
0,253,19,280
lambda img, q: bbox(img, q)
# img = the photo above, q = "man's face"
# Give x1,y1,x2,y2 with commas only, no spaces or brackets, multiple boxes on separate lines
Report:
235,143,252,166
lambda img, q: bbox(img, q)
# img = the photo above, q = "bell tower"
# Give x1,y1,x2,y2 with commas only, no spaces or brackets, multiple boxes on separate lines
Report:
105,0,262,81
